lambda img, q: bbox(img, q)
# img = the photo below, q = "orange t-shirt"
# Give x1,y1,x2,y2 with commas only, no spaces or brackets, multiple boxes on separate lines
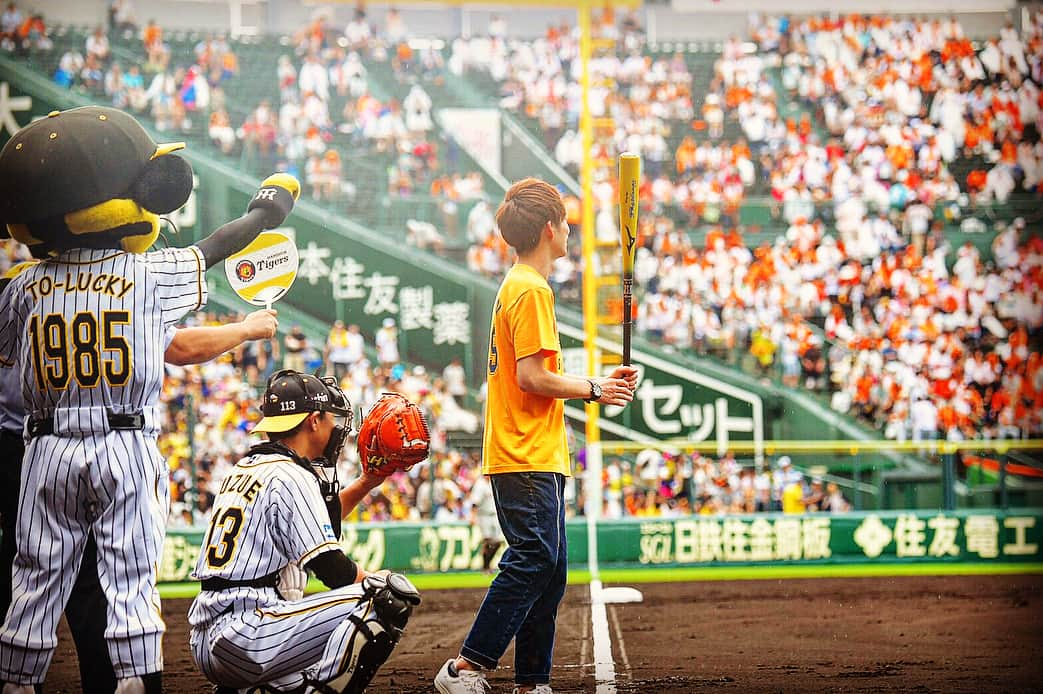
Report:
483,263,570,476
143,25,162,50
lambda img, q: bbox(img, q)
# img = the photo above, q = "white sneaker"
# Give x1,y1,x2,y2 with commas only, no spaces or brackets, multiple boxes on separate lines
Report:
512,687,553,694
434,659,491,694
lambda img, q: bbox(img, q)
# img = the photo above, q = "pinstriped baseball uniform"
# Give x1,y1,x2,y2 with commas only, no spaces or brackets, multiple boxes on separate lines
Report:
0,352,24,621
0,353,23,436
189,451,373,690
0,246,206,684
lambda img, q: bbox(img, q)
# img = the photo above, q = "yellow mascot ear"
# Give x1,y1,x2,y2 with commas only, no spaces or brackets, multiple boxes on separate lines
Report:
7,223,44,246
3,260,39,279
120,223,161,253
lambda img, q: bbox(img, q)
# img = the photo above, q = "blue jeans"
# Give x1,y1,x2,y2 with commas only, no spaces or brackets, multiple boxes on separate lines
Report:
460,472,567,686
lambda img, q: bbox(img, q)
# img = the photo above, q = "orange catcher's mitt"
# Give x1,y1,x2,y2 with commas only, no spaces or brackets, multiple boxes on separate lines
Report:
357,392,431,476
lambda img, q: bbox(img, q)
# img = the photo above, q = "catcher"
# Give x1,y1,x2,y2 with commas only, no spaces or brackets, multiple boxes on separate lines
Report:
189,372,427,693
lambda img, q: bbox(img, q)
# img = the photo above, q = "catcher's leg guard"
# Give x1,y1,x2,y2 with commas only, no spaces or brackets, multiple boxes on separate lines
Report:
319,573,421,694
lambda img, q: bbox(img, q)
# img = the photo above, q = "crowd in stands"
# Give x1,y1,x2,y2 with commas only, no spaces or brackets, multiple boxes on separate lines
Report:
453,9,1043,441
768,14,1043,204
597,451,850,518
724,12,1043,440
160,310,483,526
18,1,459,212
4,4,1042,524
163,303,847,522
0,2,51,53
36,3,239,137
264,8,456,204
163,307,857,523
352,445,851,524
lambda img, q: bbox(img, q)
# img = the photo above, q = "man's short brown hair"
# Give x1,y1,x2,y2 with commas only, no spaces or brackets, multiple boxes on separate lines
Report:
495,178,566,254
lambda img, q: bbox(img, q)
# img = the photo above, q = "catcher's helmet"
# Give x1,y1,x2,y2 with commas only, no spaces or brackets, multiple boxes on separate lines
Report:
253,369,353,434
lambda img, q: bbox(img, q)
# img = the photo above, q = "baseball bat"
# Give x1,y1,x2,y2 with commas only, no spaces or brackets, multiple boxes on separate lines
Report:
618,152,640,366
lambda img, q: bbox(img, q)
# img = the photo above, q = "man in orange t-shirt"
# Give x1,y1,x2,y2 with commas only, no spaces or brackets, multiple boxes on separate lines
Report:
435,178,639,694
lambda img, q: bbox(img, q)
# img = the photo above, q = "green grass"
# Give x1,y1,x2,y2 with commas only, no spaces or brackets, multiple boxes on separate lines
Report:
159,562,1043,599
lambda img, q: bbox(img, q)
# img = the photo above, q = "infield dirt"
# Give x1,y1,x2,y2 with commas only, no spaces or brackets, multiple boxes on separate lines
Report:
43,574,1042,692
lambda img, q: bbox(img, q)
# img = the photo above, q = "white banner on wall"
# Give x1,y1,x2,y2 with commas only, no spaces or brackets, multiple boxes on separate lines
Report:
671,0,1013,13
437,108,502,177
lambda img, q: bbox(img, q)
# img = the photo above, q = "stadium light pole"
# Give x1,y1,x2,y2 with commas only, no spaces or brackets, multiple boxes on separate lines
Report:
578,0,599,478
576,0,642,498
577,2,639,536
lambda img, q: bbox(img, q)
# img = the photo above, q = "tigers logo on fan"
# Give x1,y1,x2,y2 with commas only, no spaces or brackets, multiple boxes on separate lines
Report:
235,260,256,282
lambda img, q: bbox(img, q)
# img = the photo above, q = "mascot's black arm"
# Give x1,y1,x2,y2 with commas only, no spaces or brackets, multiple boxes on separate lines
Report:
197,208,270,270
196,174,299,270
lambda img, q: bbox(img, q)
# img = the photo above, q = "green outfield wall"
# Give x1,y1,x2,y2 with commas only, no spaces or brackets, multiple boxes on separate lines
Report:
160,510,1041,581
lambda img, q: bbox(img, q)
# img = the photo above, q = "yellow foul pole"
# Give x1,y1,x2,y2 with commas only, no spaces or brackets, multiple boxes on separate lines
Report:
578,1,599,455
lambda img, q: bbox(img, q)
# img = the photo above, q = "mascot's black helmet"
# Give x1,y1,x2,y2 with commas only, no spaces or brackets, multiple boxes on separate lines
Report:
0,106,193,255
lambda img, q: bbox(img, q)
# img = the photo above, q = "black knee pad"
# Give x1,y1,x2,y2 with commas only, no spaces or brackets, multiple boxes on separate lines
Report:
362,573,421,636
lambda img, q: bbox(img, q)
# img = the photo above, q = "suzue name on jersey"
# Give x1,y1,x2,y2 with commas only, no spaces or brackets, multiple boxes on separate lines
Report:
219,471,264,503
23,271,135,300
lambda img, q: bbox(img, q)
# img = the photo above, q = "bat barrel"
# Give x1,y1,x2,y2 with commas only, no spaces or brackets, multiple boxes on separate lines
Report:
618,152,640,368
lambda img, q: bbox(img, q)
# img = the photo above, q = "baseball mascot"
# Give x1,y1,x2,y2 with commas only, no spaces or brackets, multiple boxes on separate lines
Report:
0,105,299,693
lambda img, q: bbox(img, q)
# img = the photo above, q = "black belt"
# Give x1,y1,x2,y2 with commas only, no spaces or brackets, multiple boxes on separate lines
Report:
201,572,280,592
28,412,145,438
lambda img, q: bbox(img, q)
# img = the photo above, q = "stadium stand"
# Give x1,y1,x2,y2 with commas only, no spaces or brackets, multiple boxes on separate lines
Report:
1,3,1040,521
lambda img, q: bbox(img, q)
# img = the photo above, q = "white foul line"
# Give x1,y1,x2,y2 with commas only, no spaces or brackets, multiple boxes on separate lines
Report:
589,580,617,694
608,603,632,677
585,444,618,693
580,601,591,675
